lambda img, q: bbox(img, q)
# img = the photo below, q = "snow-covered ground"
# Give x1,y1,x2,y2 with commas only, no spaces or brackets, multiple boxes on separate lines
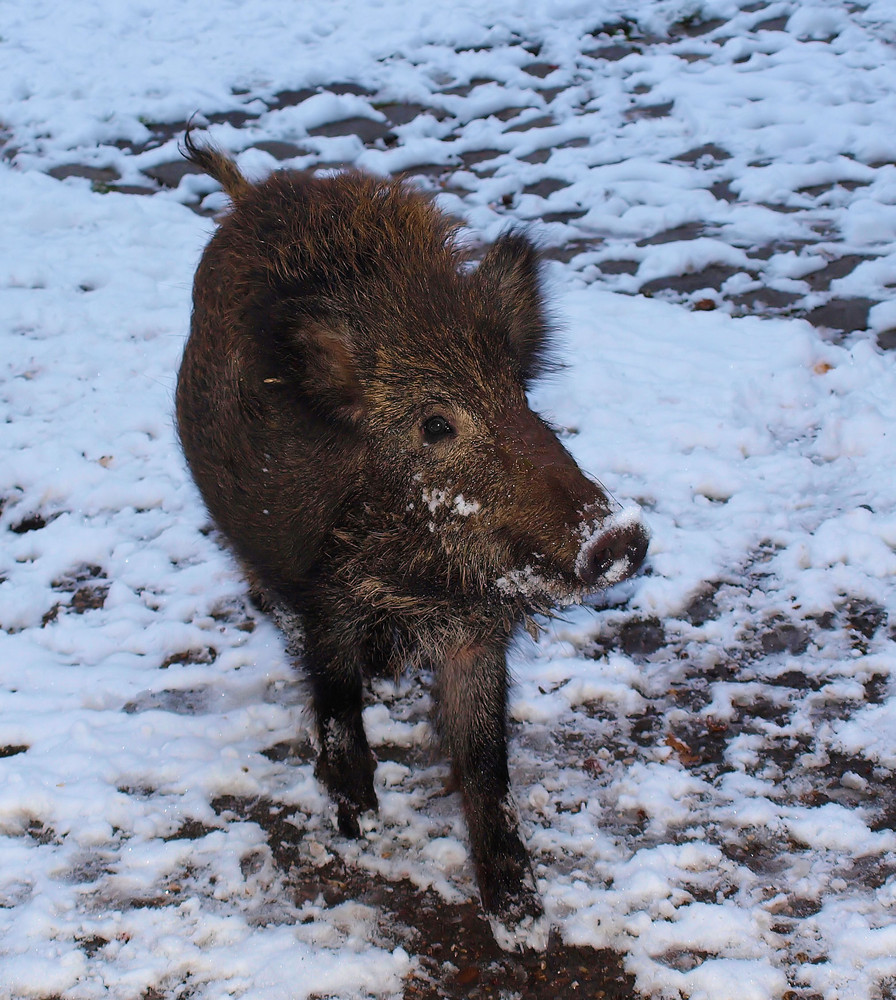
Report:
2,1,895,998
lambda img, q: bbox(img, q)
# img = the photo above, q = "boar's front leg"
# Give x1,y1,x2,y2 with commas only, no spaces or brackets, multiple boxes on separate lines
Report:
302,609,379,839
437,638,543,929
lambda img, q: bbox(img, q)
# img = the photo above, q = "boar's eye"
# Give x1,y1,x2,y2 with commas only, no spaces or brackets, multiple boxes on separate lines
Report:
422,415,455,444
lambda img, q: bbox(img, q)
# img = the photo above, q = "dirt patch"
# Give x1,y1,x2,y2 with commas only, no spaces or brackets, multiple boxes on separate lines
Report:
201,791,639,998
302,862,637,999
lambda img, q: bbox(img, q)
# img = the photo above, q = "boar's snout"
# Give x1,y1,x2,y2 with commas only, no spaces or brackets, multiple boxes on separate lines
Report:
575,507,650,590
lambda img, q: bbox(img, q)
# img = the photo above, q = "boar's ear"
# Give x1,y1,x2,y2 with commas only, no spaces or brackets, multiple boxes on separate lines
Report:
475,231,553,385
286,319,366,424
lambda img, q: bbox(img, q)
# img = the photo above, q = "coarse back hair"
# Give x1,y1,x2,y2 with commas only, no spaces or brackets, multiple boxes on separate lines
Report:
180,125,555,392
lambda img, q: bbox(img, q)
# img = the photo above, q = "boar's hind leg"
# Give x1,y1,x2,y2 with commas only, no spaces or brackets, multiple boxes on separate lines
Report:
438,641,543,924
303,615,379,839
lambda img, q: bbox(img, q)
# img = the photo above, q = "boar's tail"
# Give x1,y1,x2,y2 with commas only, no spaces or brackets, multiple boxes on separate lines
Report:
182,123,252,201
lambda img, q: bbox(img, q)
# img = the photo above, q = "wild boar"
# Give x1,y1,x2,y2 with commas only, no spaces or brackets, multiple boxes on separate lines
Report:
176,128,649,946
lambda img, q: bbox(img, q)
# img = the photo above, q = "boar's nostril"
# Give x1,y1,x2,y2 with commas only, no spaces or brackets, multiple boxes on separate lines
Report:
577,516,649,589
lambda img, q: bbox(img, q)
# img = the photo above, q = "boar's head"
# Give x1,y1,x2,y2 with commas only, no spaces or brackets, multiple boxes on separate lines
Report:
243,177,648,612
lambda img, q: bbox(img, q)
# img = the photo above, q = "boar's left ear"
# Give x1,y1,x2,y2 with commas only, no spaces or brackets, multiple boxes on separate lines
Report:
475,231,553,386
281,317,366,425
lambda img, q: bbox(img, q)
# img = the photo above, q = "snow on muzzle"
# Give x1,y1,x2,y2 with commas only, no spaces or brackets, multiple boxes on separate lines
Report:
575,505,650,590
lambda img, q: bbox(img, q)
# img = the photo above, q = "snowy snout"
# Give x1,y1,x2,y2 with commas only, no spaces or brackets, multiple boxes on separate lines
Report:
575,507,650,590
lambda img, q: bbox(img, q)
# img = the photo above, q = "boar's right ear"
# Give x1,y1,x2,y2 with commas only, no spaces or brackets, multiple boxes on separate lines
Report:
285,319,366,424
475,231,553,386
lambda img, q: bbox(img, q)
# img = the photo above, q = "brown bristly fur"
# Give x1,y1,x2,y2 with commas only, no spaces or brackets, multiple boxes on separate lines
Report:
182,126,252,201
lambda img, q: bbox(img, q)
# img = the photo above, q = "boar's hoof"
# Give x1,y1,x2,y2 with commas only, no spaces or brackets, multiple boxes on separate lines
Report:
315,751,378,839
330,784,378,839
481,864,548,952
489,908,551,953
334,798,376,840
477,850,544,932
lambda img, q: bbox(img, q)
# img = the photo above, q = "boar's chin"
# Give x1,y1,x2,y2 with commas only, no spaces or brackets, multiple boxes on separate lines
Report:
492,565,591,610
